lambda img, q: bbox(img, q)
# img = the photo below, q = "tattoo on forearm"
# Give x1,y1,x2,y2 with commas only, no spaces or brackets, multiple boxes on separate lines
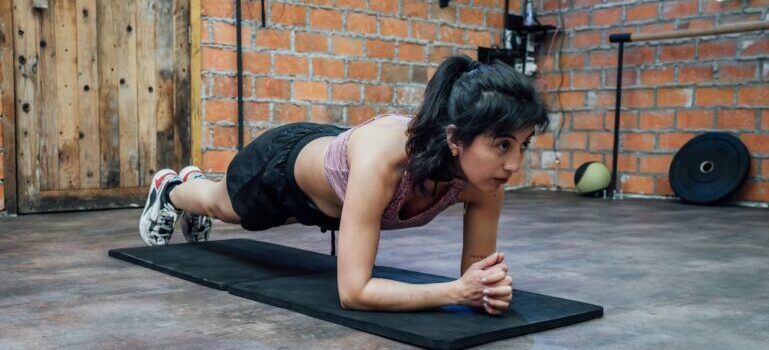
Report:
466,254,485,259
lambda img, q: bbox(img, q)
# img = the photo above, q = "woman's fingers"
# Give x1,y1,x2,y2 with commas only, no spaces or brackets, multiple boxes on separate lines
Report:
482,285,513,298
480,269,508,284
482,295,510,311
483,302,502,315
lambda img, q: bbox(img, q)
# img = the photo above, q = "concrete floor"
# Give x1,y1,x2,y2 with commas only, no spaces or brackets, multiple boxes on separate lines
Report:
1,190,767,349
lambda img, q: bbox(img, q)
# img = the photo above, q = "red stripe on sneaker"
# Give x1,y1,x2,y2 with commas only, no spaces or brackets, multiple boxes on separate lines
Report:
182,171,202,182
155,172,174,189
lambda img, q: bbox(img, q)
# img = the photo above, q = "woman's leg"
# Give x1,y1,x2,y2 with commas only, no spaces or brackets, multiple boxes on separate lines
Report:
169,174,241,224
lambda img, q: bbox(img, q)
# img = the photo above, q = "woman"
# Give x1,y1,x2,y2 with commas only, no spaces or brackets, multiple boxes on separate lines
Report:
139,55,550,315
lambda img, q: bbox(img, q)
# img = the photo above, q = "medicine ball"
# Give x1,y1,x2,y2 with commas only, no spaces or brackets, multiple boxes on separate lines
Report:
574,161,611,196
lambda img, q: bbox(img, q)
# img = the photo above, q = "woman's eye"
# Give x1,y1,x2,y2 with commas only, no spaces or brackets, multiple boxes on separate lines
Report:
521,140,532,150
497,142,510,151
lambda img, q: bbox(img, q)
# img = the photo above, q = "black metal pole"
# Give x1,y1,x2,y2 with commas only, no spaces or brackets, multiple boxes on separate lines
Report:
502,0,509,47
261,0,266,28
236,0,244,151
610,41,625,198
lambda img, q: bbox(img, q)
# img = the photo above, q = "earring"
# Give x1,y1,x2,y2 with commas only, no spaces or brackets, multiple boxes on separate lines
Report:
451,149,458,156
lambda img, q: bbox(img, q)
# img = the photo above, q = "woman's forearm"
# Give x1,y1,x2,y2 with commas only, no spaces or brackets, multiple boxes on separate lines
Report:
343,277,461,311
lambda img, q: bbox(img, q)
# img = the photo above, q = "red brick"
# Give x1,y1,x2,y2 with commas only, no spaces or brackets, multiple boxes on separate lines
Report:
202,47,236,71
677,110,713,129
762,110,769,130
699,41,737,60
530,170,555,187
572,72,601,89
662,0,700,19
624,46,656,66
213,76,253,97
679,65,714,84
204,99,237,122
255,29,291,49
310,8,342,30
348,106,377,125
438,25,464,44
336,0,366,10
534,133,555,149
431,2,457,23
243,52,271,74
310,105,344,124
655,176,674,196
394,86,423,106
242,0,264,20
657,88,693,107
211,125,238,148
720,64,757,82
511,171,527,187
572,151,603,166
591,7,622,26
274,103,308,123
640,111,675,130
572,112,603,130
346,13,377,34
738,86,769,106
564,12,588,28
622,175,655,194
486,9,504,29
381,63,410,83
331,83,361,102
573,31,601,49
640,67,675,85
536,73,569,91
312,58,345,79
202,150,236,173
254,78,290,99
295,81,328,101
659,132,696,150
367,39,396,59
364,85,393,104
202,0,233,17
763,159,769,177
589,132,614,151
398,43,425,62
717,109,756,130
615,154,638,172
735,181,769,202
429,45,454,64
606,70,637,87
703,0,742,13
369,0,398,14
607,111,639,130
640,155,673,174
660,44,695,62
625,89,655,108
739,134,769,153
696,87,734,107
244,101,270,122
589,51,616,67
640,22,675,34
412,22,438,41
296,32,328,53
557,92,586,109
627,3,658,22
743,38,769,56
380,17,409,37
459,7,485,26
348,60,378,80
275,55,309,76
543,0,570,11
623,133,655,151
403,1,428,18
211,22,249,46
332,36,364,56
467,30,492,47
271,3,306,26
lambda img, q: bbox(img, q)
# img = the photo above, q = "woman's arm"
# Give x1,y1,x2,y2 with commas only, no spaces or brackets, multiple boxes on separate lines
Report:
460,186,505,275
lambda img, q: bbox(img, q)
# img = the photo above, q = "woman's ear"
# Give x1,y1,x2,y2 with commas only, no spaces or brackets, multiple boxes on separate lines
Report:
445,124,461,154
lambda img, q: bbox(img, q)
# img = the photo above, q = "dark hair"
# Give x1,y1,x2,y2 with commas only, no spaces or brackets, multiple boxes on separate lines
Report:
405,55,549,196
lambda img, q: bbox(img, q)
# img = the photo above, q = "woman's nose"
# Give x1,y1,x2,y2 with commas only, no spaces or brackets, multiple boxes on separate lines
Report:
503,153,522,173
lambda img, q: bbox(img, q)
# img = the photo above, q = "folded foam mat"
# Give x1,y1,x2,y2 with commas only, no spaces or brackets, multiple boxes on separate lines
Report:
109,239,603,349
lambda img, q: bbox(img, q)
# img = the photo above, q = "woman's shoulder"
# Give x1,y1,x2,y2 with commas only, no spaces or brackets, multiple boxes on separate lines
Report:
347,115,411,168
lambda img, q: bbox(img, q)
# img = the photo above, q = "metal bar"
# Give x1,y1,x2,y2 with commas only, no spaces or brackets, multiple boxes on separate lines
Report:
610,41,624,199
610,20,769,43
236,0,244,150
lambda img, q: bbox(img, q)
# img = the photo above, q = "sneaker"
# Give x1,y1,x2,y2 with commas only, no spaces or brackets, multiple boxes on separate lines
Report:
139,169,183,246
178,166,213,243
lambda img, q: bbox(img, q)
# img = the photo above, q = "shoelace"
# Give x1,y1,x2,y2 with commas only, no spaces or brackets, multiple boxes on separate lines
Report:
155,205,178,237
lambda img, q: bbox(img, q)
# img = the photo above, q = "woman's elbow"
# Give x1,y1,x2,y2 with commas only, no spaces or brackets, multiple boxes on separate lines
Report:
338,289,370,310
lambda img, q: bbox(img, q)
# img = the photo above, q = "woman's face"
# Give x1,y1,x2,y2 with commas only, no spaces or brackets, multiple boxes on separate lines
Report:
449,126,535,192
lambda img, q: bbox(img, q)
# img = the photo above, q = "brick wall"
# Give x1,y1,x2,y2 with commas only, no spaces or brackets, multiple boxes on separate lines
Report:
529,0,769,203
199,0,510,174
1,54,5,211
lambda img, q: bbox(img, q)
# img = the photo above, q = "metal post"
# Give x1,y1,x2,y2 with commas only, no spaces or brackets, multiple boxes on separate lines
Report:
236,0,244,150
610,41,625,199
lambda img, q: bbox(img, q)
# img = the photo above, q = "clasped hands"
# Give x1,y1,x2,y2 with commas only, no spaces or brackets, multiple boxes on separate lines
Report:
453,252,513,316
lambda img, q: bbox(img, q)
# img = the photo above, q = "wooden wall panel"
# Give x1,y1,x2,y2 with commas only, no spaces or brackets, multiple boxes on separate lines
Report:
96,0,120,188
54,0,81,190
0,0,18,213
117,0,139,187
76,0,100,189
137,0,159,187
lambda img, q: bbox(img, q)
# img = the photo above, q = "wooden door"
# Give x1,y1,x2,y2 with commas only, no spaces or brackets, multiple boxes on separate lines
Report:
13,0,190,213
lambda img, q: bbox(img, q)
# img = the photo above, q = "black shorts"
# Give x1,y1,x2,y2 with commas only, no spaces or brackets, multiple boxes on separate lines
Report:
226,122,347,232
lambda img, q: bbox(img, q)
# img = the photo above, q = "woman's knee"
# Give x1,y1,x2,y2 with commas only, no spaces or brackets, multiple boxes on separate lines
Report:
209,180,240,224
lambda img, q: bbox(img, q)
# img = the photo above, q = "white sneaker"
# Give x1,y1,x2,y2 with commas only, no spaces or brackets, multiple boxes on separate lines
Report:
178,166,213,243
139,169,183,245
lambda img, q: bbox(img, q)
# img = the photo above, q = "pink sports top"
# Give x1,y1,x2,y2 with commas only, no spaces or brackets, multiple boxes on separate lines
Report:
323,114,467,230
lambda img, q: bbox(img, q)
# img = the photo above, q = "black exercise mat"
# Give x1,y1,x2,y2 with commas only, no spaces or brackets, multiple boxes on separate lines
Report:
110,239,603,349
108,239,336,289
231,266,603,349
